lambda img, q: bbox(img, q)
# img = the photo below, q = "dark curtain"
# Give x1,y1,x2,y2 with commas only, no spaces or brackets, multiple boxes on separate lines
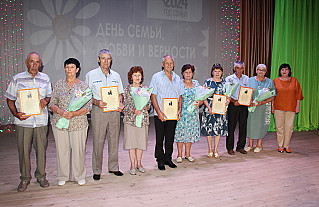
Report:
239,0,275,77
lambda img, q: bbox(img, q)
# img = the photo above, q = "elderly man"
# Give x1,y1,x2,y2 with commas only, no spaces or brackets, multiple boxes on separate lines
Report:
225,60,250,155
5,52,52,192
86,49,124,180
150,55,183,170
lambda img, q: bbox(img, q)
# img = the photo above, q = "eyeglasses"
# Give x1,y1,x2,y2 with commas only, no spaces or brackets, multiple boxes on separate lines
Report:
257,69,266,72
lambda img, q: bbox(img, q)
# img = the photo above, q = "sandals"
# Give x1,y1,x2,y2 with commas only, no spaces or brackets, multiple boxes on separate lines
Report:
208,152,221,158
207,152,213,158
213,152,220,159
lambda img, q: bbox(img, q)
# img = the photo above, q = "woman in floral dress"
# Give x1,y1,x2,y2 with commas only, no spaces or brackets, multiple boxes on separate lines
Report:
201,64,229,158
174,64,202,163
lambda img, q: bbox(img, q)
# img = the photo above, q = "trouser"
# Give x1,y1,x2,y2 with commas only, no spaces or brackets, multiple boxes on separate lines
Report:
52,126,88,181
16,125,48,182
226,102,248,150
274,110,295,148
91,105,121,173
154,116,177,164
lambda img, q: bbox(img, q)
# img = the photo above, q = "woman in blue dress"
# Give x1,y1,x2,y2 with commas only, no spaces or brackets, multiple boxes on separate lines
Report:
201,64,230,158
174,64,202,163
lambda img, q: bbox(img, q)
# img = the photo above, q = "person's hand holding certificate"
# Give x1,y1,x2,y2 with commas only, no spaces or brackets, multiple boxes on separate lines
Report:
18,88,41,116
211,94,227,115
163,98,178,120
238,86,253,106
101,86,120,112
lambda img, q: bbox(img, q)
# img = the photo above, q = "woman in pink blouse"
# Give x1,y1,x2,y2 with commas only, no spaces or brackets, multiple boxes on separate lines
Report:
122,66,151,175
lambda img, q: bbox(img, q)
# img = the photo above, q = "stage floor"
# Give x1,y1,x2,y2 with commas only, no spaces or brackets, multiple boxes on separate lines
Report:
0,120,318,206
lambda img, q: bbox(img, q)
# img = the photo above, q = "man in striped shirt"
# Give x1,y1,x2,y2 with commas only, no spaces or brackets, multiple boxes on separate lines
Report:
150,55,183,170
5,52,52,192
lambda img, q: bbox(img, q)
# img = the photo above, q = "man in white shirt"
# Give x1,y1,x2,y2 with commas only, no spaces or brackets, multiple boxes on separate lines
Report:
225,60,249,155
5,52,52,192
85,49,124,180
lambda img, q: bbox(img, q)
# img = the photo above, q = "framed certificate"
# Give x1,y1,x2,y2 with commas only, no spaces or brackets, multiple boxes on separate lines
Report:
163,98,178,120
18,88,41,116
238,86,253,106
211,94,227,115
101,86,120,112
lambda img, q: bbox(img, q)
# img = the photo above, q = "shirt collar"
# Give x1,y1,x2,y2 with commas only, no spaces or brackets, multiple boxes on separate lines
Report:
161,70,177,80
98,66,111,76
25,70,40,78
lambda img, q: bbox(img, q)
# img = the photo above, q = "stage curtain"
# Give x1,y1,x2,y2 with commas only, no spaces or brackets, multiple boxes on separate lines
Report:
239,0,275,77
269,0,319,131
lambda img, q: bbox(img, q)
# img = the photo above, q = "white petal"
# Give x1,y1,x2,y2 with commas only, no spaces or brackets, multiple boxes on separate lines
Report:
27,9,52,27
72,26,91,37
42,38,57,65
75,2,100,19
41,0,56,19
55,41,63,70
66,40,76,57
63,0,78,14
30,30,53,45
55,0,63,15
70,35,83,54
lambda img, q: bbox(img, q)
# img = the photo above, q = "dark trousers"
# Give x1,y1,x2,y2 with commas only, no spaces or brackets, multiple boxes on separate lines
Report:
154,116,177,164
226,102,248,151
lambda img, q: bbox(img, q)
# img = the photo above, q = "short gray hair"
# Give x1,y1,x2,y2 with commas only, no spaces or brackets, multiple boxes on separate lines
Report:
98,49,112,58
234,60,245,68
162,55,175,63
256,64,267,71
26,52,41,60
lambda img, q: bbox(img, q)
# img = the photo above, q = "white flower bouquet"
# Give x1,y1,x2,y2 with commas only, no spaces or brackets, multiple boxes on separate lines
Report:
248,88,275,112
187,86,215,113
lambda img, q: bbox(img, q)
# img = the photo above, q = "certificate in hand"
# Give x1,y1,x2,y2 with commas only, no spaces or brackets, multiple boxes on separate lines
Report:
18,88,41,116
211,94,227,115
163,98,178,120
238,86,253,106
101,86,120,112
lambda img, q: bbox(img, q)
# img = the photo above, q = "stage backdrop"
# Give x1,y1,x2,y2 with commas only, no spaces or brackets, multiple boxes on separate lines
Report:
0,0,240,126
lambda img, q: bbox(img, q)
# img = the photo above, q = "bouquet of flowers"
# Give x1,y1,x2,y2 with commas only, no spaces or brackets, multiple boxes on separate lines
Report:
248,88,275,112
130,87,153,128
56,88,92,129
187,86,215,113
225,81,239,98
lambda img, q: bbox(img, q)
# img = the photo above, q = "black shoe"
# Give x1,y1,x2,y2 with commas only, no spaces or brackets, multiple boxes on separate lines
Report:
236,149,247,154
109,171,124,176
93,174,100,180
227,150,235,155
158,163,166,170
165,161,177,168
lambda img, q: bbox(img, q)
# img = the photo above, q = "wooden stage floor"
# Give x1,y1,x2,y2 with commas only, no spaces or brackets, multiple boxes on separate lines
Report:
0,120,318,207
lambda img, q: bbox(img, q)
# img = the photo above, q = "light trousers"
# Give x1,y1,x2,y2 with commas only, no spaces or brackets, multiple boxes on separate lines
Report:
52,126,88,181
274,110,296,148
91,105,121,173
16,125,48,182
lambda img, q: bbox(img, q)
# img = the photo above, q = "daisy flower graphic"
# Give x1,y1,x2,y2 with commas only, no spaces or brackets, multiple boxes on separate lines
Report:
27,0,100,67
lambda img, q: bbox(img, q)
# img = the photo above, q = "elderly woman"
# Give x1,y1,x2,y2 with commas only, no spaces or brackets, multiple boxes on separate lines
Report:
272,64,303,153
122,66,151,175
49,58,92,186
246,64,276,152
201,64,230,158
174,64,201,163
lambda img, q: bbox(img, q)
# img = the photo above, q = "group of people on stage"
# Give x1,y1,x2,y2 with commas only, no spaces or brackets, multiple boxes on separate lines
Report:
5,49,303,192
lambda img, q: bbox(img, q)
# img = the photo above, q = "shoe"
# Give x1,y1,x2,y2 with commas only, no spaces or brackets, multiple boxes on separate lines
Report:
37,178,49,188
78,180,86,186
245,146,253,152
129,169,136,175
137,166,146,173
58,181,66,186
254,147,262,153
227,150,235,155
236,149,247,154
165,161,177,168
185,156,194,162
158,163,166,170
207,152,213,158
93,174,101,180
17,181,30,192
176,157,183,163
109,171,124,176
213,152,220,159
278,148,284,153
285,148,292,153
